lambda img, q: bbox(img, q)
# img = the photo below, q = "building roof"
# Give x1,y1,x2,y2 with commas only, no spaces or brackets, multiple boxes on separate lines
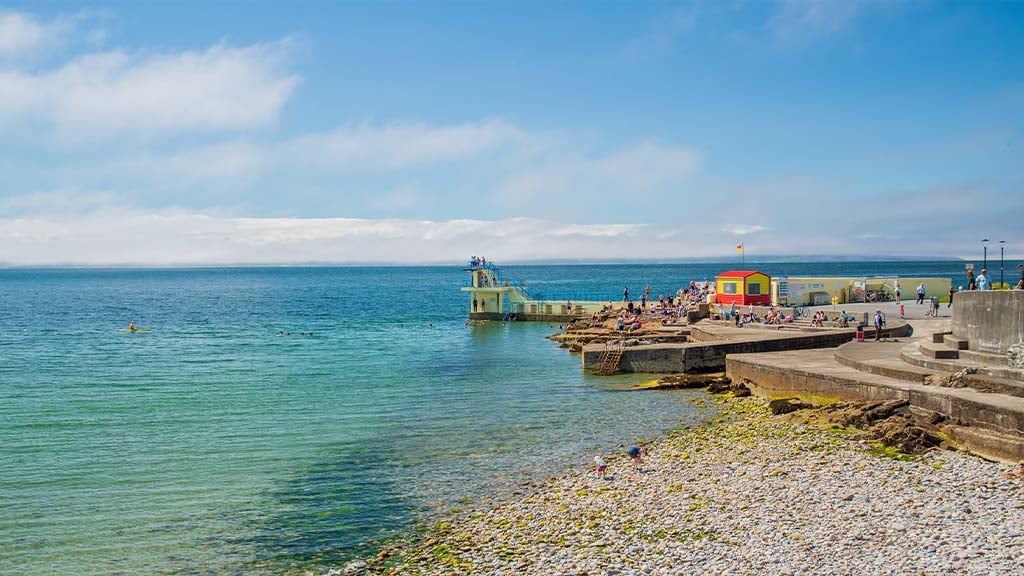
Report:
717,270,767,278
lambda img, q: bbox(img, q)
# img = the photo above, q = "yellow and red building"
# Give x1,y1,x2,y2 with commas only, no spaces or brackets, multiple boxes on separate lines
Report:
715,270,771,306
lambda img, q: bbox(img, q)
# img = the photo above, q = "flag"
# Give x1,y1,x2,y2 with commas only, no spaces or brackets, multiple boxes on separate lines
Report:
735,243,743,253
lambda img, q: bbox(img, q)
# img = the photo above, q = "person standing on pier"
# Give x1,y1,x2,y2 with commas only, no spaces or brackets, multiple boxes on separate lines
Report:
916,282,926,304
874,309,884,341
977,269,990,290
948,286,955,307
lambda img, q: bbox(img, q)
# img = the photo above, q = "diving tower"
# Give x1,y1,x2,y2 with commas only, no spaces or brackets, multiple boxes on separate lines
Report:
461,258,607,322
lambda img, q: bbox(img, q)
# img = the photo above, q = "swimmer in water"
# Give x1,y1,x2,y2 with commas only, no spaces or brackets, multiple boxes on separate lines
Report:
128,321,136,333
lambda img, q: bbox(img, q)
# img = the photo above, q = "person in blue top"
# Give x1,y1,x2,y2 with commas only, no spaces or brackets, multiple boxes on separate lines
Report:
976,269,990,290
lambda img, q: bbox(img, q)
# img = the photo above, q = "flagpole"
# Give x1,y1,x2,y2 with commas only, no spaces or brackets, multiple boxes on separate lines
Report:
742,243,745,265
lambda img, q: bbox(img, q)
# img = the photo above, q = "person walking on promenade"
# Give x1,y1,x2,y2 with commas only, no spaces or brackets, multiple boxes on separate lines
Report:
894,281,902,303
899,303,905,319
874,309,884,341
977,269,990,290
948,286,955,307
916,282,926,305
1017,264,1024,289
968,269,977,290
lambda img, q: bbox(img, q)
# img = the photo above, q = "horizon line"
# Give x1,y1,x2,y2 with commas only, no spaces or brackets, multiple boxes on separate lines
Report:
0,255,980,270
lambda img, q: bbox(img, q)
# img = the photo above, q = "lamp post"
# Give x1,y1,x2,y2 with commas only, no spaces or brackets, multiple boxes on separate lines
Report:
1000,240,1006,289
983,238,989,270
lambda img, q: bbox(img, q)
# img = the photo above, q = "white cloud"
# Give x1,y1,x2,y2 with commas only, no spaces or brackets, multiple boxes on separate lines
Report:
0,12,65,60
0,188,118,214
622,5,699,58
0,207,658,266
722,224,766,235
0,40,299,140
284,120,527,170
767,0,862,44
496,142,700,204
0,10,109,62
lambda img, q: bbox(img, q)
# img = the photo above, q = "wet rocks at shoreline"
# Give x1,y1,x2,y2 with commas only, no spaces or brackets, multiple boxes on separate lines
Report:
345,396,1024,576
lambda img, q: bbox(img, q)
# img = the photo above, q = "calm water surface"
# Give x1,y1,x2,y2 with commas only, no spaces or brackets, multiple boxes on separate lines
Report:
0,263,971,574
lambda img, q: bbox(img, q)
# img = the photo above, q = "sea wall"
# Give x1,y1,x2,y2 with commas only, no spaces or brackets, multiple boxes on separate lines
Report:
951,291,1024,355
582,324,912,374
727,354,1024,462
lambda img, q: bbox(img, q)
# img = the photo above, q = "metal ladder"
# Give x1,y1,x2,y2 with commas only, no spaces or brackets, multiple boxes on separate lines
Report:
593,340,624,375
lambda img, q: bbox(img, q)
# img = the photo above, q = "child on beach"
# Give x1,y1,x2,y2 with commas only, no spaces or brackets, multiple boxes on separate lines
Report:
594,456,608,478
628,445,643,471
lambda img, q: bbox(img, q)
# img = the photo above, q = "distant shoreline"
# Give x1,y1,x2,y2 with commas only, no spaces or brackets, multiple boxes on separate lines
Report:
0,258,970,271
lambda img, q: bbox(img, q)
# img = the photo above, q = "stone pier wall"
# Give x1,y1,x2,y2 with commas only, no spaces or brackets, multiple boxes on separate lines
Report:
582,324,912,374
951,291,1024,355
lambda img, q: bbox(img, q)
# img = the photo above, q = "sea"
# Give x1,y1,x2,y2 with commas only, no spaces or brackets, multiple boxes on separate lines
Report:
0,261,977,575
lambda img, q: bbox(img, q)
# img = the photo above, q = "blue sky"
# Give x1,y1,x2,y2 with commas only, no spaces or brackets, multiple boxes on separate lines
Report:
1,1,1021,265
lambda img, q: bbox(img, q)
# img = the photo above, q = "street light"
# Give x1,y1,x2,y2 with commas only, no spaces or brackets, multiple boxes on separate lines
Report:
1000,240,1006,289
983,238,989,270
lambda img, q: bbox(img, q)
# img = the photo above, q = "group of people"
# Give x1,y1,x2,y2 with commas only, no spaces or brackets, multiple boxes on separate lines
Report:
761,306,791,325
594,444,647,479
624,281,711,308
468,255,488,268
810,310,828,327
615,313,642,332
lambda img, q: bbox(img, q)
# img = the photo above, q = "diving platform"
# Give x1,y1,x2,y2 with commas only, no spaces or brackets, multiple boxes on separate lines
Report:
461,258,608,321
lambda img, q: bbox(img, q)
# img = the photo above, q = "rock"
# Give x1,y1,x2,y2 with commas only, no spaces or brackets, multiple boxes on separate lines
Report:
707,379,732,394
769,398,809,415
341,560,367,574
1008,343,1024,369
924,368,977,388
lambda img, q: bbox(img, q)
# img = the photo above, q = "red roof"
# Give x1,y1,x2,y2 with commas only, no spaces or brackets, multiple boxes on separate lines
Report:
717,270,765,278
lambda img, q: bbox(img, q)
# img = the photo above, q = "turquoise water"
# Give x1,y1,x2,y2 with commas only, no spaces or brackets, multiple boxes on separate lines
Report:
0,263,975,574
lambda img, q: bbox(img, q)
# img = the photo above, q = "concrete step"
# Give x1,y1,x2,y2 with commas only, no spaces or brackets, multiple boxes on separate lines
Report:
901,345,1024,385
932,331,953,344
833,341,940,383
959,348,1011,367
943,335,969,350
727,349,1024,462
919,342,960,360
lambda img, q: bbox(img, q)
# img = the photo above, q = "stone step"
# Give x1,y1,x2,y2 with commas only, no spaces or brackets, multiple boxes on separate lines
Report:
932,331,953,344
943,335,969,350
833,341,939,383
959,348,1010,367
919,342,960,360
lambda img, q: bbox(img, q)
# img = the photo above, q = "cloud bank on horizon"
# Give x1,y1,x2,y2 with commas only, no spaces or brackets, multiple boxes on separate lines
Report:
1,2,1021,265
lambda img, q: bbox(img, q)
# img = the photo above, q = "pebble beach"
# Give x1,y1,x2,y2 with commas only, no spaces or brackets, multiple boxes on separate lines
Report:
347,396,1024,576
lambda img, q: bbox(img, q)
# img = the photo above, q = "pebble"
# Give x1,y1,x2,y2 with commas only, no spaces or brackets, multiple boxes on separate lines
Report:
351,396,1024,576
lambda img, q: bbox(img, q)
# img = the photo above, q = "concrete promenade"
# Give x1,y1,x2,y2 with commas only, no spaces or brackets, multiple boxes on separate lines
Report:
726,316,1024,462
